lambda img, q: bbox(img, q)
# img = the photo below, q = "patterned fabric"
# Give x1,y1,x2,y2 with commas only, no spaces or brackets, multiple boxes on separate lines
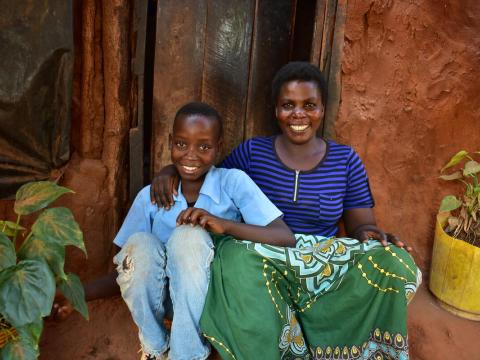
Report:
221,136,374,236
200,234,421,360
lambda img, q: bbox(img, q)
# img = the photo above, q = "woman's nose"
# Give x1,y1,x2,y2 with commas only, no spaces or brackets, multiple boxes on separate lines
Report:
292,107,305,117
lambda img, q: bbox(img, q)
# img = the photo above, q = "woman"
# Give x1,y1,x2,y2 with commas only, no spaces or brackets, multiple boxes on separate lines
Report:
152,62,420,360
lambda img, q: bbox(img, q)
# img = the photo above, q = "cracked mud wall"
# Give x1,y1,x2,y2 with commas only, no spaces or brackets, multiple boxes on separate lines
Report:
336,0,480,273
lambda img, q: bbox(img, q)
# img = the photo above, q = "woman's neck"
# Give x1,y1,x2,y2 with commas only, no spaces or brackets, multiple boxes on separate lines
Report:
275,135,326,171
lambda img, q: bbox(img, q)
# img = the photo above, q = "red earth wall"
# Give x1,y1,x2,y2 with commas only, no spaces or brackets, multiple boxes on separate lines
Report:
337,0,480,273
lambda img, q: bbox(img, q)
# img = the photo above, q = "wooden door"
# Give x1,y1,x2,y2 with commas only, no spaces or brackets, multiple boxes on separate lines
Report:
150,0,295,173
129,0,348,196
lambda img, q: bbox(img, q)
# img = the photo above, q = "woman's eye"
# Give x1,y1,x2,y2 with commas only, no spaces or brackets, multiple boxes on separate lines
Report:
282,103,294,109
304,103,316,110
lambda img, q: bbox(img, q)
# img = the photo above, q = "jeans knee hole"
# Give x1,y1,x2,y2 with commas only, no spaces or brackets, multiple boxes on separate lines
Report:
122,255,134,273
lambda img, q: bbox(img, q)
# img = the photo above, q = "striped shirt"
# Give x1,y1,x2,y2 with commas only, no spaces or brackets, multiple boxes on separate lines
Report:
221,136,374,236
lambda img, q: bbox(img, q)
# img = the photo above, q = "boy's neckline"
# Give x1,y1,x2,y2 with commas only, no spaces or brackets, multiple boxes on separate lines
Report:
175,166,221,205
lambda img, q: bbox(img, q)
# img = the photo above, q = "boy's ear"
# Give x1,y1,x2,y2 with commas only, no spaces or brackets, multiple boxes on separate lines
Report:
168,134,172,149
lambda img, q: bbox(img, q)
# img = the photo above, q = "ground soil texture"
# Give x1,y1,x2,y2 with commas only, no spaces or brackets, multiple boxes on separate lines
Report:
39,286,480,360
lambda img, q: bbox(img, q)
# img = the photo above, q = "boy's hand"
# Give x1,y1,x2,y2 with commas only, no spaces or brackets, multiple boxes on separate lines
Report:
177,207,228,234
150,165,180,210
51,292,75,321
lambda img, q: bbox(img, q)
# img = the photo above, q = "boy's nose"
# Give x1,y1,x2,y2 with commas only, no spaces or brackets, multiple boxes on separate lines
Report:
185,147,199,159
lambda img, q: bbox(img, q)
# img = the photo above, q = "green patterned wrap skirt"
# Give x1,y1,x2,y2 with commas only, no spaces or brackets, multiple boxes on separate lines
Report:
200,234,421,360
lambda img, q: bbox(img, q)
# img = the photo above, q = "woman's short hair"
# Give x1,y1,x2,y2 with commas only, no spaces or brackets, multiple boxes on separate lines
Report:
271,62,327,105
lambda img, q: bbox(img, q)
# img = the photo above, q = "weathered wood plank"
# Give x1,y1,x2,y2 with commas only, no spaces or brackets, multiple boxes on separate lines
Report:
152,0,207,173
129,0,148,200
245,0,294,139
310,0,327,66
201,0,255,156
323,0,348,140
319,0,338,78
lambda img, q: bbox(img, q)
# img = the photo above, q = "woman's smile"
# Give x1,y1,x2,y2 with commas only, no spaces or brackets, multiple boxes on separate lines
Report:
275,80,324,145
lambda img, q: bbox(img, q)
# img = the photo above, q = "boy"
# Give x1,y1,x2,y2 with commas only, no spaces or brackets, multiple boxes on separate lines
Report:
54,102,294,360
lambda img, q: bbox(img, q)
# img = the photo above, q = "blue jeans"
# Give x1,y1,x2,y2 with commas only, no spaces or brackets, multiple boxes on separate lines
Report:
113,225,214,359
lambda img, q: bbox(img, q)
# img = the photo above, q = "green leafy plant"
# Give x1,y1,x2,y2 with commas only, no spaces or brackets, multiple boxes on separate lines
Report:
0,181,88,359
439,150,480,246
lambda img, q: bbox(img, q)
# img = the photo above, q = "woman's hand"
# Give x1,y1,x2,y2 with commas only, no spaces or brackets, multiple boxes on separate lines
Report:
150,164,180,209
353,224,413,252
176,207,229,234
343,208,413,252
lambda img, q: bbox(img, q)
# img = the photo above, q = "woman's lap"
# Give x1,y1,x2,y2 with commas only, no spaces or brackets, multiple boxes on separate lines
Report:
200,234,421,360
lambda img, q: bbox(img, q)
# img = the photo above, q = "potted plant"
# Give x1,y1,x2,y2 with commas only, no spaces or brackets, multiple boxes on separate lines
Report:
430,150,480,320
0,181,88,359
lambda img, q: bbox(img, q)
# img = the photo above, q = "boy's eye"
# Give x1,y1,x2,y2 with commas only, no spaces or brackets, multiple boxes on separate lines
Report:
199,144,212,151
304,103,316,110
282,103,294,110
175,141,186,149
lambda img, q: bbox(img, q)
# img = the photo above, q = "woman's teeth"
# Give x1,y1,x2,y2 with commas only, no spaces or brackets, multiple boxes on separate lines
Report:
290,124,309,132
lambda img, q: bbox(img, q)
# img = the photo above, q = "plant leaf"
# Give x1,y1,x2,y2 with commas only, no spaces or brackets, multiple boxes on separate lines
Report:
463,160,480,176
0,233,16,271
0,260,55,327
439,171,463,181
0,220,25,237
0,332,38,360
18,235,66,280
31,207,86,255
14,181,73,215
441,150,468,172
58,273,89,320
20,318,44,345
439,195,462,212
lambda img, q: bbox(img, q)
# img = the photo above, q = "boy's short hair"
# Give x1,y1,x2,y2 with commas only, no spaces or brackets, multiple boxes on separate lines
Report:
271,62,327,105
174,102,223,138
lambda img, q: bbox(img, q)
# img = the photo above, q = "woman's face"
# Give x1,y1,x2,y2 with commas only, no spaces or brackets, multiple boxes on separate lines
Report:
275,80,324,145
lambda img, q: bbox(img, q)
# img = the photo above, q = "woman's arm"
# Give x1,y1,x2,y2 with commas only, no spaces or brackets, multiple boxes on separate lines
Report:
177,208,295,247
150,140,252,208
150,164,180,209
343,207,412,251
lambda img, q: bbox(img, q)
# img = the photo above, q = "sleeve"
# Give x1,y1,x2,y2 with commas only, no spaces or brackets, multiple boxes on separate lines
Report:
343,149,375,209
227,169,283,226
218,139,252,172
113,186,154,247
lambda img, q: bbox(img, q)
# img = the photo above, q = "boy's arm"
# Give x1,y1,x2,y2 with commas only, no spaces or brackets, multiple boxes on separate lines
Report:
177,208,295,247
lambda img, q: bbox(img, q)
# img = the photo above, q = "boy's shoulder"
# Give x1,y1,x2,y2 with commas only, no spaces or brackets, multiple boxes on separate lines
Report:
211,166,249,183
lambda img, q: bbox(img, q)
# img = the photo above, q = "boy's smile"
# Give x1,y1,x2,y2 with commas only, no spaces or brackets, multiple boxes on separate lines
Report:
170,114,222,185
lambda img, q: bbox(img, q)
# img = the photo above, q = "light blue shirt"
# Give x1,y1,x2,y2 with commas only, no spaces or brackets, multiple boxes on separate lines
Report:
113,166,283,247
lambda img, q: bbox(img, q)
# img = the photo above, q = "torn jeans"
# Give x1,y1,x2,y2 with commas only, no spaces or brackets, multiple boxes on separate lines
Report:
113,225,214,360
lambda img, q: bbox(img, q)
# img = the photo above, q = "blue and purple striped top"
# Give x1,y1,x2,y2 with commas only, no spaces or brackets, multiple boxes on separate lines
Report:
221,136,374,236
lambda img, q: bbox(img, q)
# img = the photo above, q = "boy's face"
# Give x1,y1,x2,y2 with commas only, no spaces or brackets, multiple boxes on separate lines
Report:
170,114,222,183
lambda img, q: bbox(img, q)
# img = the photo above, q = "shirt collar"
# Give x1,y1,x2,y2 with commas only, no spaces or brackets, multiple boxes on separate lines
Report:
173,166,221,205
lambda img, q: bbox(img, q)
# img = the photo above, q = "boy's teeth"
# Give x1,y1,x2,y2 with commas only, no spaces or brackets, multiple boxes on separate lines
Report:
290,124,309,131
183,166,197,171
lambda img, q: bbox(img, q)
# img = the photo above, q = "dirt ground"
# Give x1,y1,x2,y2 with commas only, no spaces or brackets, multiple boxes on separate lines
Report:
39,284,480,359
